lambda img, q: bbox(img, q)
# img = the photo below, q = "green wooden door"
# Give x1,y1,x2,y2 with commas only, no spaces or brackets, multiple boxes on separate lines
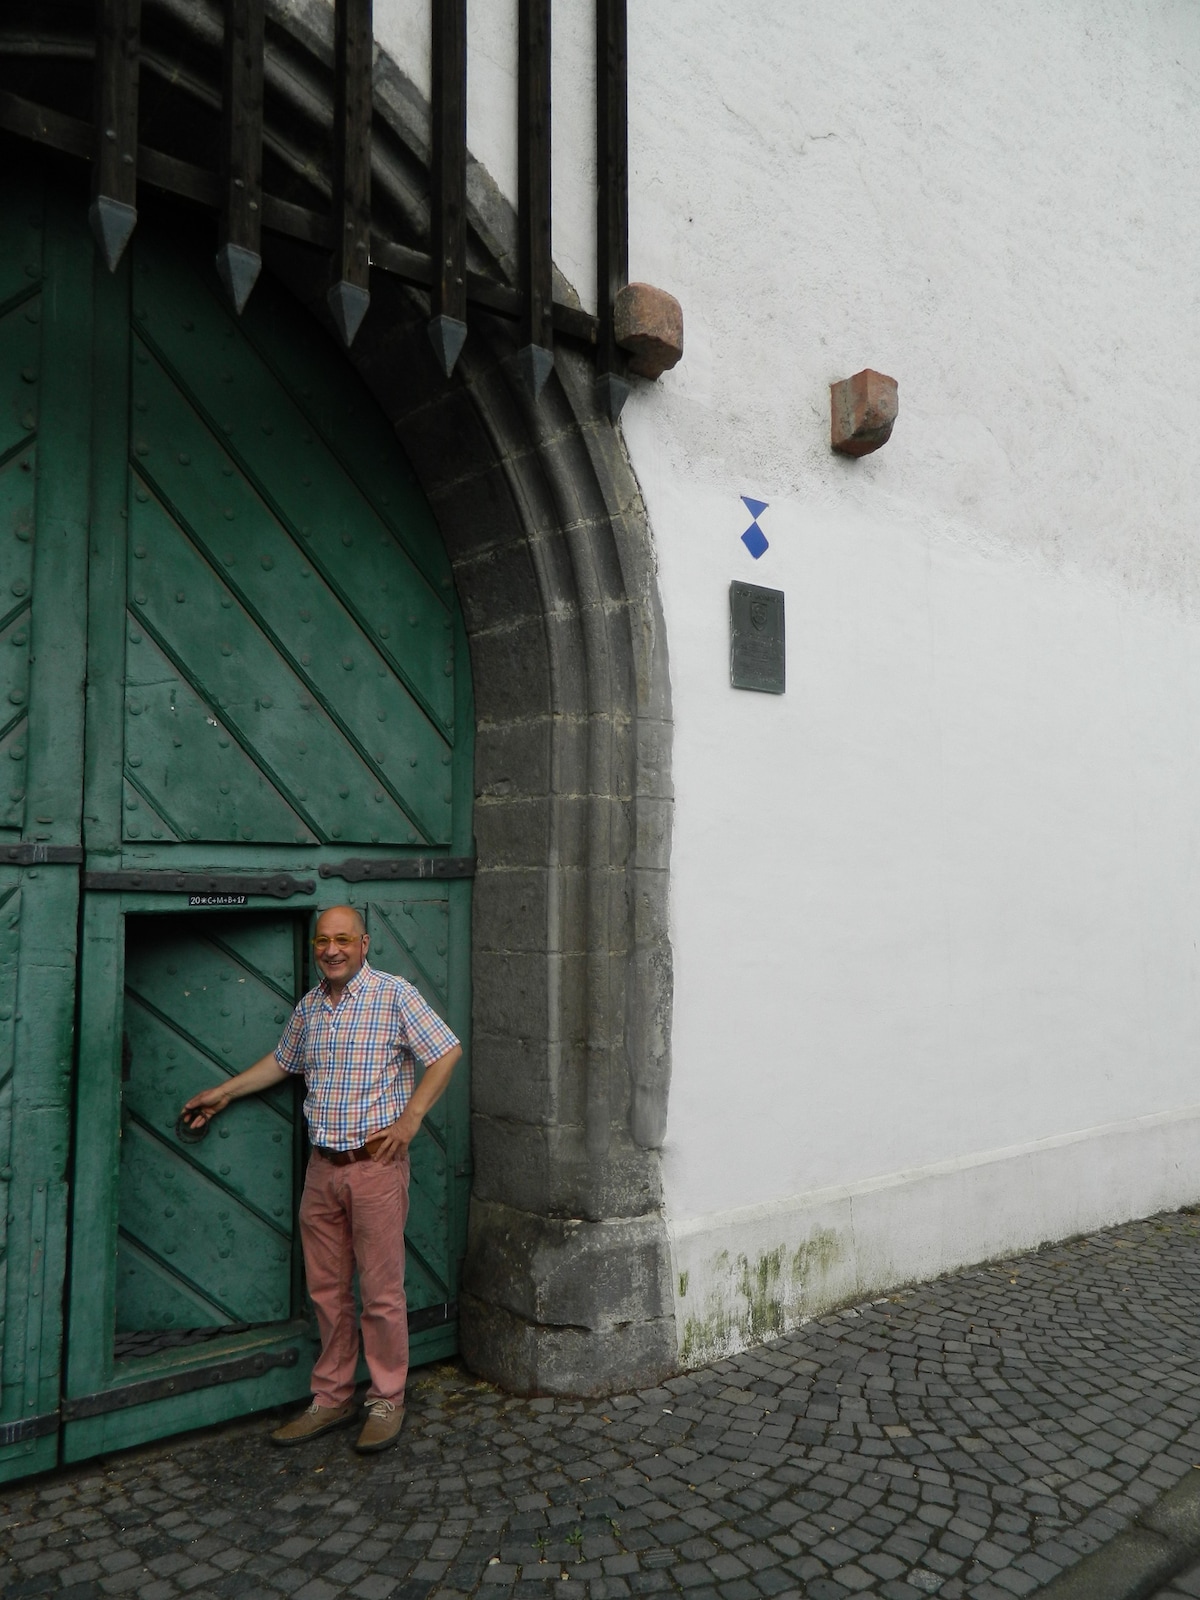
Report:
0,173,92,1483
0,169,472,1477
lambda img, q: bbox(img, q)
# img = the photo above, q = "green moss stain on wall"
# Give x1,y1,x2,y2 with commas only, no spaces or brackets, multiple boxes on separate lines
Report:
736,1246,788,1345
792,1228,842,1283
678,1228,847,1366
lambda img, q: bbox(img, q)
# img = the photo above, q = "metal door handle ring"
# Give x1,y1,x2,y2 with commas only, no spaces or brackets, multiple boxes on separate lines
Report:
175,1111,211,1144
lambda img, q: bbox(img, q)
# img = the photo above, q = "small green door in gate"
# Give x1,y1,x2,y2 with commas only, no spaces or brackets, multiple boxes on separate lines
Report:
116,914,304,1338
0,168,473,1479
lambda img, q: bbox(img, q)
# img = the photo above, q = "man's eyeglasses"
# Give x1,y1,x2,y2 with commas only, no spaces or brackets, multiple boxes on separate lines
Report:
311,933,364,951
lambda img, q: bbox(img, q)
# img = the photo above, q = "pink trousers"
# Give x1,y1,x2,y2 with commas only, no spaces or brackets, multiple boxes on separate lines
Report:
298,1151,410,1408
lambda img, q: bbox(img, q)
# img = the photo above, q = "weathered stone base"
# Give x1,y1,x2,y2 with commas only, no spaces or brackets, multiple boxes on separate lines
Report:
460,1200,678,1395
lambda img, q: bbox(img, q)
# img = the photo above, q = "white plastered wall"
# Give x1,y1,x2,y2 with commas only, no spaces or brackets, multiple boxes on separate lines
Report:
368,0,1200,1363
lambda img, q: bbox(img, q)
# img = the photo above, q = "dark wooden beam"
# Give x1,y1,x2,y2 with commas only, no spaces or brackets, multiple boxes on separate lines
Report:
371,235,598,343
90,0,142,271
0,91,91,160
327,0,374,346
517,0,553,398
216,0,265,314
429,0,467,376
595,0,630,419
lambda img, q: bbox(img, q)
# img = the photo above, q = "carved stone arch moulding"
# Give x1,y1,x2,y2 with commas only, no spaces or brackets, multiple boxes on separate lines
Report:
10,0,677,1391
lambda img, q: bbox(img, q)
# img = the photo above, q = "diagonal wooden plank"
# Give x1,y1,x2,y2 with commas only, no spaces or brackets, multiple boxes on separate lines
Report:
115,1230,236,1333
236,277,451,599
367,900,449,1005
124,359,453,840
122,773,182,843
123,1108,291,1241
209,922,299,1007
123,987,291,1122
127,494,438,845
131,244,456,732
118,1120,292,1327
124,624,319,847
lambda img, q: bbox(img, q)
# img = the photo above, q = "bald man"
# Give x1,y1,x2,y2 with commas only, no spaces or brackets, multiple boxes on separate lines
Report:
182,904,461,1453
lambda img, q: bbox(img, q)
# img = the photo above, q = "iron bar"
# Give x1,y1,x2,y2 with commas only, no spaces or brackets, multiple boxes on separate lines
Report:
428,0,467,376
0,1412,58,1446
595,0,630,419
83,871,315,898
216,0,265,315
0,91,601,342
517,0,553,397
328,0,374,346
409,1299,456,1334
318,856,475,881
61,1346,300,1420
0,845,84,865
90,0,142,271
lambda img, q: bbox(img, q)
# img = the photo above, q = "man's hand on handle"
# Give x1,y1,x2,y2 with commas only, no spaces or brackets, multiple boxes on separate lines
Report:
179,1051,290,1132
180,1084,232,1132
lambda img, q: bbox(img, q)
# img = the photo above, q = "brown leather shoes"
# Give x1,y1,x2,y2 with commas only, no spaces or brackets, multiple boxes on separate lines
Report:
354,1398,405,1453
269,1399,357,1446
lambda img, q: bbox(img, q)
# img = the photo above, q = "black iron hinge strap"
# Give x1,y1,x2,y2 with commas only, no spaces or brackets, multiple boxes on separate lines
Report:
319,857,475,882
84,871,314,898
0,845,84,865
409,1300,456,1334
0,1411,59,1446
61,1347,301,1421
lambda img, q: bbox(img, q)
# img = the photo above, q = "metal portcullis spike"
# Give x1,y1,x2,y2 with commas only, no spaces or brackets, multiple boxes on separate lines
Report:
327,279,371,347
89,196,138,272
517,343,555,400
215,243,263,316
595,370,631,422
427,314,468,378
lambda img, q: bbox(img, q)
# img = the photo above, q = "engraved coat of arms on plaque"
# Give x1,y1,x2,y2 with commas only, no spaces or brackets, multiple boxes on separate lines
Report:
729,581,785,694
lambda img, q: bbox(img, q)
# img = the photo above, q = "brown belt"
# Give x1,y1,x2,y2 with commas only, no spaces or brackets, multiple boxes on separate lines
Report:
313,1136,385,1167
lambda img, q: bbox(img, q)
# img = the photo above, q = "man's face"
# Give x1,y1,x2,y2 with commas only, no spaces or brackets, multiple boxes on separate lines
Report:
313,907,369,987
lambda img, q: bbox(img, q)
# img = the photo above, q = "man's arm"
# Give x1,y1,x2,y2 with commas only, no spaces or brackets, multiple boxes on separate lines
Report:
181,1052,290,1130
371,1044,462,1161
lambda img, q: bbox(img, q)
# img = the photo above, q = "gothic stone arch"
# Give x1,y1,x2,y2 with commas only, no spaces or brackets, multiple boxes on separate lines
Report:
11,0,678,1392
327,270,679,1394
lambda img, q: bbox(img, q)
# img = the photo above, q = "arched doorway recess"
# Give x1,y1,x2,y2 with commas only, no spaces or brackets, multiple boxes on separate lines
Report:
3,0,677,1407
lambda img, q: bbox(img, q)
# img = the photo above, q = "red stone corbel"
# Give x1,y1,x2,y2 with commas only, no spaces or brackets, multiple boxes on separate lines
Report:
613,282,684,378
830,368,898,456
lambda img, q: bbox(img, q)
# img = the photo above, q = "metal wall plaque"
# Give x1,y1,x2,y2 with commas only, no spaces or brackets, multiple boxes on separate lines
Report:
730,581,785,693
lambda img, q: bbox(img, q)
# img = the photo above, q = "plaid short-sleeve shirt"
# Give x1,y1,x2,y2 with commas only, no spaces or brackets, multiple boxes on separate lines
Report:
274,962,459,1150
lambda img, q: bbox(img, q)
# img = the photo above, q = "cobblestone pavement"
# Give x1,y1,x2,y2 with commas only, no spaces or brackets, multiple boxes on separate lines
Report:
8,1210,1200,1600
